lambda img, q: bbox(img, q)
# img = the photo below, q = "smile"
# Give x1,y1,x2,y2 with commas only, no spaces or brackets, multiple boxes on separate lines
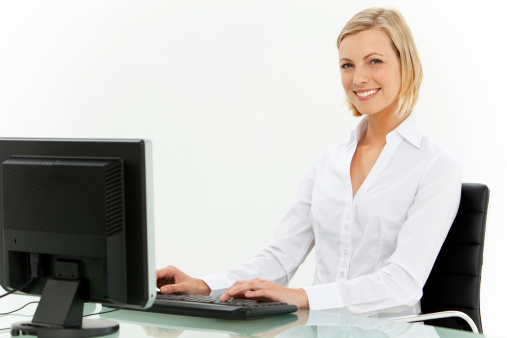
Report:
354,88,380,100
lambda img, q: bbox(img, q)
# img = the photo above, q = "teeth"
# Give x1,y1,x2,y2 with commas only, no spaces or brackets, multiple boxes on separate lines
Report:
357,89,378,97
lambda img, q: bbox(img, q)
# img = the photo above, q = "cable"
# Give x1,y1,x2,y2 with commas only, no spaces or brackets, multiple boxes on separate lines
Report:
83,308,121,317
0,278,34,299
0,301,40,334
0,301,39,316
0,301,121,318
0,254,40,299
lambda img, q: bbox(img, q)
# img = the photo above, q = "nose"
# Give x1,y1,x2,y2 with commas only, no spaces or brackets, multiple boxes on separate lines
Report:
353,66,368,85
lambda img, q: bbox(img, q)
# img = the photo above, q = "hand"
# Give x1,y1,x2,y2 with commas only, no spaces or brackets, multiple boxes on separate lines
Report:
156,265,211,295
220,278,309,309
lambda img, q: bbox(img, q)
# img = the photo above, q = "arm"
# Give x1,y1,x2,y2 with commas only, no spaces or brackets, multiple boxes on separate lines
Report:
157,155,320,300
200,155,320,295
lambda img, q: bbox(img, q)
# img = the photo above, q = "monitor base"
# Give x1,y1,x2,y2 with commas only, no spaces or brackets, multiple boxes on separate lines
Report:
11,319,120,338
11,318,119,338
10,279,120,337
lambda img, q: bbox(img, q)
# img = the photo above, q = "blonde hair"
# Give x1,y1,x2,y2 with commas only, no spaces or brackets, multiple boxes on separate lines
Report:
337,8,423,118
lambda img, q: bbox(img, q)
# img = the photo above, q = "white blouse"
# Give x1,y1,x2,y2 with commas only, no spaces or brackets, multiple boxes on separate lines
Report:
202,114,462,316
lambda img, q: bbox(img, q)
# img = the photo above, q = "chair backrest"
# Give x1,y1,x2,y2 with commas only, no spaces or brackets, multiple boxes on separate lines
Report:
421,183,489,333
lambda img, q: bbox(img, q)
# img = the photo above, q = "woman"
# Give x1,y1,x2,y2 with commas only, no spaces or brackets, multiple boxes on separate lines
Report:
157,7,461,316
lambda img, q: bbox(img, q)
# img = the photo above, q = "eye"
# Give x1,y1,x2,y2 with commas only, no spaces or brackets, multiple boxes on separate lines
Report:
371,59,382,64
341,63,353,69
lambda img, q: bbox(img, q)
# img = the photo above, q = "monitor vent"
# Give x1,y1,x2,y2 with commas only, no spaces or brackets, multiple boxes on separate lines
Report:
2,157,125,237
104,161,124,236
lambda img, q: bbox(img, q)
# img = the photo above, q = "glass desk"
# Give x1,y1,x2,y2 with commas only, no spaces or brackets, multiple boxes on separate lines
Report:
0,294,500,338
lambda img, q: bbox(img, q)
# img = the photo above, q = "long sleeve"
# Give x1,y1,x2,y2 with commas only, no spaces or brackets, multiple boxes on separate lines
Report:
202,155,319,290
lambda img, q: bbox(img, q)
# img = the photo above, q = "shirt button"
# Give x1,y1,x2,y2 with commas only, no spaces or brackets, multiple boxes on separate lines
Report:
346,214,351,221
340,272,345,278
344,224,349,230
343,250,349,256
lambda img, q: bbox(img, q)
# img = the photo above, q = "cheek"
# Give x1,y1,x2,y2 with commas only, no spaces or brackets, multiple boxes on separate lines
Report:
341,72,353,90
373,69,400,94
372,68,388,84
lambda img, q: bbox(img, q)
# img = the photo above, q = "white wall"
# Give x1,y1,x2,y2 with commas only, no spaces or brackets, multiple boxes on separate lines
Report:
1,0,505,335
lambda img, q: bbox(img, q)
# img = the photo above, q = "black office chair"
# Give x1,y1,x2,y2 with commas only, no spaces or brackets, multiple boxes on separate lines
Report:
394,183,489,333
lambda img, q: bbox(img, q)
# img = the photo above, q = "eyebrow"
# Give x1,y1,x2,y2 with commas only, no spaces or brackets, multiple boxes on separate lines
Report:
339,53,385,63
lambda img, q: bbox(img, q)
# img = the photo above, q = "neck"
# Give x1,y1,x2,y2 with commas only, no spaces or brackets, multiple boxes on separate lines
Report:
361,109,407,146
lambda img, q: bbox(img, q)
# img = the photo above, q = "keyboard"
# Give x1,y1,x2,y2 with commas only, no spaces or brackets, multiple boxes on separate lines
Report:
141,293,298,320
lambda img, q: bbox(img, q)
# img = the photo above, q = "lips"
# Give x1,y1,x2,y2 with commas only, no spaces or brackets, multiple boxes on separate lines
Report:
354,88,380,101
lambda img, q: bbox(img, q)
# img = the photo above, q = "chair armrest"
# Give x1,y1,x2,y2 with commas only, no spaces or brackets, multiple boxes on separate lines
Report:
390,310,479,334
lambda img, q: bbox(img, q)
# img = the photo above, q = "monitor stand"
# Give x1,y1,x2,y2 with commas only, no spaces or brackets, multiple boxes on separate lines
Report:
11,279,119,338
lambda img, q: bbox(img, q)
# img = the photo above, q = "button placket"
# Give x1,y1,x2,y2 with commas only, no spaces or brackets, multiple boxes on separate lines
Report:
339,199,353,280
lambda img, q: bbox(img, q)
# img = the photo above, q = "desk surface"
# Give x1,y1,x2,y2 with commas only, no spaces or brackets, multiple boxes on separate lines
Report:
0,294,501,338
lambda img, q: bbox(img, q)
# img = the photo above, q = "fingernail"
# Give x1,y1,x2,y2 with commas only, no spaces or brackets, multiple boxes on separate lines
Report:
161,287,167,293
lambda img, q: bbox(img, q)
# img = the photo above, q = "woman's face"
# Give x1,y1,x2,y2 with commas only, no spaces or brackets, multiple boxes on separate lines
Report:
339,28,402,118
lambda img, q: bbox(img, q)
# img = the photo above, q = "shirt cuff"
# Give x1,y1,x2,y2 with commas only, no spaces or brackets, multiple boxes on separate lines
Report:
303,283,343,310
201,273,235,291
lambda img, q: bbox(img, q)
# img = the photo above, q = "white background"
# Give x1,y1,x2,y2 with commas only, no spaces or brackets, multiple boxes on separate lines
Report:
0,0,505,336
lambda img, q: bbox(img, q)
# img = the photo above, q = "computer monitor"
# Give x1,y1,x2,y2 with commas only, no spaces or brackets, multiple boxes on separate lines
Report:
0,138,156,337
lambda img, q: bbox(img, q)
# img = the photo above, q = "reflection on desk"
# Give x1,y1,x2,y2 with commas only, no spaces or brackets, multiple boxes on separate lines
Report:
100,308,490,338
0,293,493,337
101,309,300,337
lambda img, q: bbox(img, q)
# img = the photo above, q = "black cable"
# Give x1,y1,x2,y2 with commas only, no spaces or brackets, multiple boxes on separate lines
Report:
0,278,34,299
0,301,39,316
0,300,39,334
0,301,121,318
83,308,121,317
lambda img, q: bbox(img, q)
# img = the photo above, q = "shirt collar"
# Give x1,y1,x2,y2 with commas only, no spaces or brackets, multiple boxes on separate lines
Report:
348,117,369,146
347,114,423,149
391,114,423,149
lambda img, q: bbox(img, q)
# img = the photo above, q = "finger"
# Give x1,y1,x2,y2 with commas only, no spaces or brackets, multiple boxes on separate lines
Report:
220,287,247,301
224,280,246,292
156,266,179,280
156,266,186,289
220,281,245,301
220,291,232,302
159,282,190,295
220,292,249,301
221,280,267,301
157,277,176,289
156,269,164,280
229,280,269,295
244,289,280,302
